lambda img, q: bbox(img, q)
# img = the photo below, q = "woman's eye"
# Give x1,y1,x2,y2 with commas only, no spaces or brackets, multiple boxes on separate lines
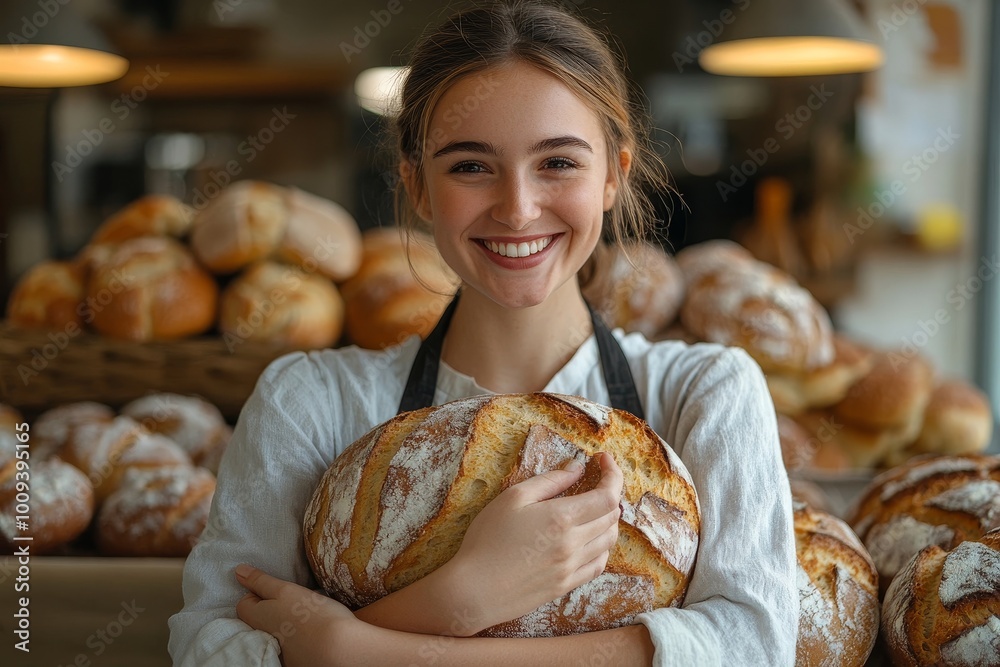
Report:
450,161,487,174
544,158,578,170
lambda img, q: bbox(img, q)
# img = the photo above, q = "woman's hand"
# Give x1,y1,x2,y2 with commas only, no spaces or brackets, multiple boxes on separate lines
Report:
235,564,360,667
440,451,624,634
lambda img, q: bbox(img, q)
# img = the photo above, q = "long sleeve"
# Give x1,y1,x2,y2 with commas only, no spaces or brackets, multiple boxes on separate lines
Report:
168,352,338,667
634,347,798,667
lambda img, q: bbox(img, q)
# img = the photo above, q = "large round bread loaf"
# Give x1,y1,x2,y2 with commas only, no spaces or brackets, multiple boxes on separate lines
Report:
303,393,700,637
882,527,1000,666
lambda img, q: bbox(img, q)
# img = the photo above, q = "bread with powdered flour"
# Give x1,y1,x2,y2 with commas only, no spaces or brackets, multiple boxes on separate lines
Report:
793,501,880,667
847,454,1000,594
303,393,700,637
97,465,215,556
121,393,231,472
6,260,86,331
31,401,115,461
882,527,1000,667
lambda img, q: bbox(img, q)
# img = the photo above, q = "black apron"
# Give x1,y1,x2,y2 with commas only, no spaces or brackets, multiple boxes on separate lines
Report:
396,293,645,420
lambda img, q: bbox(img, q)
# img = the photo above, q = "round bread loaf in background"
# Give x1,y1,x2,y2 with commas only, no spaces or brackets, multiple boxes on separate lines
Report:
767,336,875,416
847,454,1000,593
832,351,934,434
273,187,363,282
90,194,194,244
304,393,700,637
121,393,232,471
31,401,115,461
778,414,816,472
581,241,685,338
882,527,1000,667
0,452,94,555
679,258,834,374
913,380,993,457
794,501,880,667
97,465,216,557
674,239,755,286
87,236,219,341
190,180,289,273
219,261,345,349
6,260,86,331
794,409,922,471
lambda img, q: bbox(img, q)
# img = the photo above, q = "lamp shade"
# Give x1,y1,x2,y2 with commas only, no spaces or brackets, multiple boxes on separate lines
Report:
698,0,884,77
0,2,128,87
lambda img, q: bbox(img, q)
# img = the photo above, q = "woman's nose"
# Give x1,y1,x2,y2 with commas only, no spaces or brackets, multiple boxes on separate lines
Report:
491,173,542,230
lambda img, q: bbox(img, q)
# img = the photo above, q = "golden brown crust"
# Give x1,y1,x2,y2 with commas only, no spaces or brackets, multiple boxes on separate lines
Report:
914,380,993,457
190,180,289,273
6,261,86,331
767,335,876,415
87,237,219,341
0,458,94,554
304,393,700,636
273,187,362,282
91,194,194,244
833,351,934,431
32,401,115,461
777,414,816,472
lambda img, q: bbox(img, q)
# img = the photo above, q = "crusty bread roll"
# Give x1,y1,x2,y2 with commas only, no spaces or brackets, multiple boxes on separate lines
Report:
912,380,993,457
582,241,685,338
767,336,875,416
679,258,834,374
190,180,289,274
0,453,94,555
794,410,923,471
90,194,194,244
341,228,459,349
219,261,345,349
304,393,701,637
847,454,1000,592
32,401,115,461
778,413,816,472
273,187,363,282
121,393,231,471
833,351,934,433
6,260,86,331
882,527,1000,666
87,236,219,341
790,479,832,514
61,415,191,502
97,465,215,557
674,239,755,285
794,501,880,667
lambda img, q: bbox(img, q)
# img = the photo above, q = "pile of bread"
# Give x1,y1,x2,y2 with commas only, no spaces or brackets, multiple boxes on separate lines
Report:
5,181,458,350
0,394,228,557
583,239,993,473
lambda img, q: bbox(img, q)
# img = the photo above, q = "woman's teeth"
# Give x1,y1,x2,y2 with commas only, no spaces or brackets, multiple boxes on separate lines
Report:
485,236,552,258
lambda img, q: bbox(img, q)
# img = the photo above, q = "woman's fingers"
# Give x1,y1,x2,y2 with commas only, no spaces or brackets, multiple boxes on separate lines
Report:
235,564,285,600
547,452,624,523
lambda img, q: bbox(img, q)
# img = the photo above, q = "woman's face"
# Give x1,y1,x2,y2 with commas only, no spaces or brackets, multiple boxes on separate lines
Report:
411,61,621,310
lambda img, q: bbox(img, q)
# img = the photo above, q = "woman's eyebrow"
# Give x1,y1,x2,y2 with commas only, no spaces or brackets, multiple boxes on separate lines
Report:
432,140,501,158
432,136,593,159
529,136,593,154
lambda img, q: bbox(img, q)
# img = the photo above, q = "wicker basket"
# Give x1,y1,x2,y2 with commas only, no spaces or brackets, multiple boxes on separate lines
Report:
0,322,299,421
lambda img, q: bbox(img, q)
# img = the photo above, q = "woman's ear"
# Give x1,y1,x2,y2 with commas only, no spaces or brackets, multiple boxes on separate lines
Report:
604,147,633,211
400,160,432,222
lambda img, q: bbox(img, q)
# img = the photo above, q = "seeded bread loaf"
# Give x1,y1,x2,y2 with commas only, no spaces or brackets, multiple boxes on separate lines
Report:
303,393,701,637
882,527,1000,666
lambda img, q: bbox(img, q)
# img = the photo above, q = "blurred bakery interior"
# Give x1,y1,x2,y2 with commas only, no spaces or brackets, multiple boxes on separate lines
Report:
2,0,1000,665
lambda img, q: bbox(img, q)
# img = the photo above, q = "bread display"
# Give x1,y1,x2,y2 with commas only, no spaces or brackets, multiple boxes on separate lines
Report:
794,409,924,471
793,501,880,667
778,413,816,472
121,393,232,471
87,236,219,341
912,380,993,457
581,241,685,338
767,335,875,416
6,260,86,331
61,415,191,502
274,187,363,282
0,452,95,555
882,527,1000,666
219,261,345,349
190,180,289,274
304,393,700,637
32,401,116,461
679,255,834,374
847,454,1000,591
675,239,755,285
341,228,459,349
832,351,934,434
90,194,194,244
97,465,216,557
790,479,832,514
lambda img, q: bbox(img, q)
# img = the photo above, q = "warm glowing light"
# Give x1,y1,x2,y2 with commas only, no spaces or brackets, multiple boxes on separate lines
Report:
354,66,408,116
699,37,883,77
0,44,128,87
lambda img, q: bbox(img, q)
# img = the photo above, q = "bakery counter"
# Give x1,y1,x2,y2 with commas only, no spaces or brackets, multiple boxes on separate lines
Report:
0,556,183,667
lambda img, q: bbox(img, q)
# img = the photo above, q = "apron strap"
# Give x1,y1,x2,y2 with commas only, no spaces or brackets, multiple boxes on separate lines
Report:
397,293,645,421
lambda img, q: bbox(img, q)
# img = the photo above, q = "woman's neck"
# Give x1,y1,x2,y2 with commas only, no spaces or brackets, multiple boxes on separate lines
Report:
440,282,594,394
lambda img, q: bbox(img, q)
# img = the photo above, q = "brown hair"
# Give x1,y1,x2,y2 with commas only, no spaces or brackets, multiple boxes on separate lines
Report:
391,0,673,256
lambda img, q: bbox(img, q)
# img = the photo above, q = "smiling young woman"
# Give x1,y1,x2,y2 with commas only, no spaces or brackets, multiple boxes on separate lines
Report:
168,3,798,666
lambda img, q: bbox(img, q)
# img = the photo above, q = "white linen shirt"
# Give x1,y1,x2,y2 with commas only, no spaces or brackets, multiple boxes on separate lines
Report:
168,331,798,666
